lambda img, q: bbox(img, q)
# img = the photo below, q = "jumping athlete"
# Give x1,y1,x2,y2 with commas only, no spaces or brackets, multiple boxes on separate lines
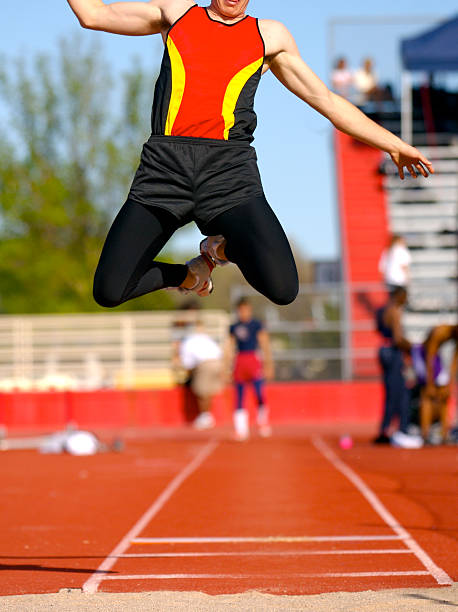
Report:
67,0,434,306
226,298,273,440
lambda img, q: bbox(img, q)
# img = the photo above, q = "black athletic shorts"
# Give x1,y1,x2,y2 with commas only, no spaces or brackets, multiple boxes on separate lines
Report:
128,135,265,232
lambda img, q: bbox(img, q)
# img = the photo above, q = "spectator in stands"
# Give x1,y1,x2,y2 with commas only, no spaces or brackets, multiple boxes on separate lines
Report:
354,57,379,105
179,320,223,430
378,234,411,294
374,287,423,448
226,298,273,440
331,57,353,99
414,324,458,443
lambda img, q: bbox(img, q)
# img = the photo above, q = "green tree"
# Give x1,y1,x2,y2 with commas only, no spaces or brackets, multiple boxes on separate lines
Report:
0,36,176,313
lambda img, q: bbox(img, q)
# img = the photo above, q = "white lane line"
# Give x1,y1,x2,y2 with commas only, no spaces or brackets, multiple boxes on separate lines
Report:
101,570,430,581
313,437,453,586
82,440,219,594
119,549,412,558
132,535,401,544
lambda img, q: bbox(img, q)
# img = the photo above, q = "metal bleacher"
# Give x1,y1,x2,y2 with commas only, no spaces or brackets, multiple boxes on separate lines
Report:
383,142,458,342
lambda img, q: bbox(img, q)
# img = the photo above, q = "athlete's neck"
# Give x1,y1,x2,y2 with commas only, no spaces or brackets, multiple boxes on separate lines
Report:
206,5,247,24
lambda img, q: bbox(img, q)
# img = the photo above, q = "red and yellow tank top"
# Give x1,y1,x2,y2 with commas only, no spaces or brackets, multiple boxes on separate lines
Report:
151,5,265,142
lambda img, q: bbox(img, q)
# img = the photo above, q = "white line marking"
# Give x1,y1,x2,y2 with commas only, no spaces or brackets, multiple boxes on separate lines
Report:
119,549,412,558
82,440,219,594
132,535,401,544
101,570,430,581
312,437,453,586
304,571,430,578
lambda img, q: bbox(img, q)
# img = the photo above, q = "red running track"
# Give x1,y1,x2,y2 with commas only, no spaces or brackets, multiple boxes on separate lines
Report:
1,427,456,596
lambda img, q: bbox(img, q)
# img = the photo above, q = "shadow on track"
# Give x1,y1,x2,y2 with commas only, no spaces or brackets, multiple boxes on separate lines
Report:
0,563,114,574
404,594,458,607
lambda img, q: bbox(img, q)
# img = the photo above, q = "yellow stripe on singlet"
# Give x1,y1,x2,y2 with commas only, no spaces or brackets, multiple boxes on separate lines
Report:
165,36,186,136
222,57,264,140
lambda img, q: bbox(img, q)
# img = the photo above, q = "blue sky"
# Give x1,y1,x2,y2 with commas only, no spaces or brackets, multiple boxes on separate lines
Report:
1,1,456,259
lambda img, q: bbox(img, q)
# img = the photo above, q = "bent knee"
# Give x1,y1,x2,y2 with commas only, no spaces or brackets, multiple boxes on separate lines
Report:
269,280,299,306
93,278,123,309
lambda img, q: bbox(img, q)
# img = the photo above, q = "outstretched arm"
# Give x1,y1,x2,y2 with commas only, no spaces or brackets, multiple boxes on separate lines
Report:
223,335,236,384
425,336,440,390
390,308,411,353
450,346,458,388
66,0,163,35
258,329,274,381
260,20,434,180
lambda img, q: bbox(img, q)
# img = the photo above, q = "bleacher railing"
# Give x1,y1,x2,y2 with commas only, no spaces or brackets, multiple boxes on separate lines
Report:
232,281,458,383
1,279,456,389
0,310,228,391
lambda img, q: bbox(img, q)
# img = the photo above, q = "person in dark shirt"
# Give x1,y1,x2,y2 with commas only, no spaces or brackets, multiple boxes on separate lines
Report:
226,298,273,440
374,287,422,448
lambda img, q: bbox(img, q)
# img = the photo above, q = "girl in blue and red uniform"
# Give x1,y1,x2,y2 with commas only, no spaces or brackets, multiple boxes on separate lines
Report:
228,298,273,440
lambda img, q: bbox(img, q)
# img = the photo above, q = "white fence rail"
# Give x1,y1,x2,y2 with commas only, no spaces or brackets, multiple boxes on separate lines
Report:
0,310,229,391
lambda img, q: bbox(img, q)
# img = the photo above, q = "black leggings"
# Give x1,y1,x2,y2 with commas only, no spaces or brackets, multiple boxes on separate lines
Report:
93,196,298,307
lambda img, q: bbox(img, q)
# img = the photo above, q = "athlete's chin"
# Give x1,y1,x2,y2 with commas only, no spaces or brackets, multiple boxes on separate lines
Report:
216,0,247,17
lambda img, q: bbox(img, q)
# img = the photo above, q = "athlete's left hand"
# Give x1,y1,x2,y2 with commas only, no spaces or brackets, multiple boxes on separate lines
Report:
264,362,275,382
390,143,434,180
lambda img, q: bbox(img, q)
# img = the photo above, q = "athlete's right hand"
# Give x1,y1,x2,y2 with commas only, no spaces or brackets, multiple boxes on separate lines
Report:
389,143,434,180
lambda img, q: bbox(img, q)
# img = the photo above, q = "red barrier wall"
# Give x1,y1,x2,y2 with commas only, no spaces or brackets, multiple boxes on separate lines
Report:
0,381,384,430
335,131,390,378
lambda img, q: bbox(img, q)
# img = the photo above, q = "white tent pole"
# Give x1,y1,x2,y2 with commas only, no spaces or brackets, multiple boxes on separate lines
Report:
401,70,413,143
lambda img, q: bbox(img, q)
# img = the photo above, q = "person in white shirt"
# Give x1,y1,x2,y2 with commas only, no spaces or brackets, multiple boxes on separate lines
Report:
354,57,379,105
179,322,223,430
331,57,353,99
379,235,411,293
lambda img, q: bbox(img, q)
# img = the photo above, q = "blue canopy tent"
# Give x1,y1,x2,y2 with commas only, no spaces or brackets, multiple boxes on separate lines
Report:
400,15,458,141
401,15,458,72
